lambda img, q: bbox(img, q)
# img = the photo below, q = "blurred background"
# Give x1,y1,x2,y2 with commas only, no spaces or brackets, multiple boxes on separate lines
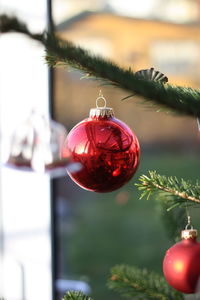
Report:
53,1,200,300
1,1,200,300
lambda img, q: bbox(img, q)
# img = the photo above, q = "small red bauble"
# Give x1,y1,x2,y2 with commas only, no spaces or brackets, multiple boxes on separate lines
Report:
62,97,140,192
163,228,200,294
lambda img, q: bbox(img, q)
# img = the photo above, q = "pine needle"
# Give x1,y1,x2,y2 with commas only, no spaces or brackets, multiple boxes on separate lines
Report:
62,291,93,300
108,265,183,300
136,171,200,205
1,14,200,117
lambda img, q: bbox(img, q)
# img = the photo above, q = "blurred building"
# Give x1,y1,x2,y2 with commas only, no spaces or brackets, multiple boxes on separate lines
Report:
54,8,200,150
57,12,200,86
54,0,200,24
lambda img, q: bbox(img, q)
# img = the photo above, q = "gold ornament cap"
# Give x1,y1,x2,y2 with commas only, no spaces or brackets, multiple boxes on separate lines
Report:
90,107,114,118
90,91,114,118
181,217,198,239
181,229,198,240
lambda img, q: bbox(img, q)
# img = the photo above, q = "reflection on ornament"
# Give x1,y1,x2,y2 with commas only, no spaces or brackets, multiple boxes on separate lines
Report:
163,225,200,294
62,93,140,192
5,111,79,177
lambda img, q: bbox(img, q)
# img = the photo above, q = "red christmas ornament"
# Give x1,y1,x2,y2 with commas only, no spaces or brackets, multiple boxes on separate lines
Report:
163,225,200,294
62,93,140,192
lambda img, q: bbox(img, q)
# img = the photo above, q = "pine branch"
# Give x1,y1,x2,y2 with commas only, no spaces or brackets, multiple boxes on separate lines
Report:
108,265,183,300
62,291,93,300
0,14,44,42
1,14,200,117
136,171,200,206
156,200,187,242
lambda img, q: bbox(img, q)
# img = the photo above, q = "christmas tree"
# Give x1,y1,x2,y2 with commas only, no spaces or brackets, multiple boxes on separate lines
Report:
1,14,200,300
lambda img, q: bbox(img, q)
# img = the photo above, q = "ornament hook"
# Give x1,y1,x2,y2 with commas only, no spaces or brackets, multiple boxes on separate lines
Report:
185,215,194,230
96,90,107,108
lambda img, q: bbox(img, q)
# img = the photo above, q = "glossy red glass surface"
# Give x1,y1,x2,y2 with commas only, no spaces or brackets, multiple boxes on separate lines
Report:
163,238,200,294
62,115,140,192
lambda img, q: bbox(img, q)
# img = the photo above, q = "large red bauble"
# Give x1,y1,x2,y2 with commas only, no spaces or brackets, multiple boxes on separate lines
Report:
163,230,200,294
62,110,140,192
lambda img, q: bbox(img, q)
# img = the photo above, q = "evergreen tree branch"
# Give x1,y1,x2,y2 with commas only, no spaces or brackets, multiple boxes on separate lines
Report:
108,265,183,300
62,291,93,300
156,200,187,242
0,14,44,42
136,171,200,205
1,14,200,116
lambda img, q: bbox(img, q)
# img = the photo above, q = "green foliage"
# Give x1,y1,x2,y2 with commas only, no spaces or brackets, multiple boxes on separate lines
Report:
0,14,43,42
156,200,186,242
1,14,200,116
62,291,93,300
108,265,183,300
136,171,200,207
64,154,200,300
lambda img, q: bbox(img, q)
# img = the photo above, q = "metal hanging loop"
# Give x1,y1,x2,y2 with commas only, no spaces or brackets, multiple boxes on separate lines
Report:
96,90,107,108
185,215,194,230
